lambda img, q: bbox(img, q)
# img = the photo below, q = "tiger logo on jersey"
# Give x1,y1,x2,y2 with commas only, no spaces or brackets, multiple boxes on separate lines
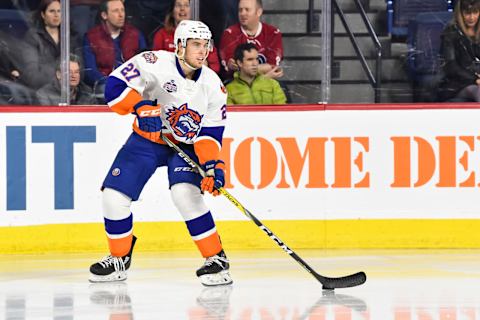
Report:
165,103,203,140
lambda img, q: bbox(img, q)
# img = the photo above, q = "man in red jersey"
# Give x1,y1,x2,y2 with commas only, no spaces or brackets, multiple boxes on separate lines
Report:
219,0,283,81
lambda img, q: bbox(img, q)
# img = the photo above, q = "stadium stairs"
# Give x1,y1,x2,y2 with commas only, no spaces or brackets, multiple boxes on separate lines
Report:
263,0,413,103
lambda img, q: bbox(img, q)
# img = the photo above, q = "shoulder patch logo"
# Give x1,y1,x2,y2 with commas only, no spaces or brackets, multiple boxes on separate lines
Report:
163,80,178,93
257,53,267,64
142,52,158,64
166,103,203,141
220,83,227,94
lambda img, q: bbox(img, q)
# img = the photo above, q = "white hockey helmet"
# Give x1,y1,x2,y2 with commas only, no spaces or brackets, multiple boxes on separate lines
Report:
174,20,212,50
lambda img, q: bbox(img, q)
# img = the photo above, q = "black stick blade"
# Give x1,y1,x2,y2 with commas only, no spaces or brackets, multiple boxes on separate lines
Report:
318,271,367,290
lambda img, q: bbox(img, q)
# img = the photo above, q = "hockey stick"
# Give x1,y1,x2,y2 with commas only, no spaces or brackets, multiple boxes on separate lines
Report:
162,135,366,290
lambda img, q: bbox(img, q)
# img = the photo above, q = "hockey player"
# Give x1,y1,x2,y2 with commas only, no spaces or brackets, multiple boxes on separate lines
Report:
89,20,232,287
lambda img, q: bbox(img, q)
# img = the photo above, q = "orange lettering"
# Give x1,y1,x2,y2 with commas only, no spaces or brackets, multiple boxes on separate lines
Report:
459,136,475,187
257,138,278,189
220,138,234,188
414,137,436,187
276,137,328,188
234,137,255,189
436,136,456,187
391,137,411,187
332,137,351,188
354,137,370,188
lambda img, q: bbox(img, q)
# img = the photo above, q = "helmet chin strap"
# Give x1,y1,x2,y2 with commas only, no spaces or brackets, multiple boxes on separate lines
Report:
175,46,210,71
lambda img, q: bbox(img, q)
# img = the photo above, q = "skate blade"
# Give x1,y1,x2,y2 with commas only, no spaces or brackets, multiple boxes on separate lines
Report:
198,270,233,286
89,271,127,283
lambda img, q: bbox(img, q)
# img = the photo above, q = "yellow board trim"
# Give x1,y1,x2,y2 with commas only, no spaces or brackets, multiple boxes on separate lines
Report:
0,219,479,254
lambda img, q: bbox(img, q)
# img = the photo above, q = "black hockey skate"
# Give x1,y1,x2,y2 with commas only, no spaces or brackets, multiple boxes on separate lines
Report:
196,249,233,286
89,235,137,283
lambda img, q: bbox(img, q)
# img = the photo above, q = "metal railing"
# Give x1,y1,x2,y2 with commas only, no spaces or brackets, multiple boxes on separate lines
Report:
333,0,383,102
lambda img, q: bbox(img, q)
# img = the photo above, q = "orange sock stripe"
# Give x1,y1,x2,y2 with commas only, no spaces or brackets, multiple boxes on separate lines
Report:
194,231,222,258
108,234,133,257
110,89,142,115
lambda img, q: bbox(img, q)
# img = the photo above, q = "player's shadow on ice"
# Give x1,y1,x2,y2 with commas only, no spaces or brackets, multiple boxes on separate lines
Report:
299,290,369,320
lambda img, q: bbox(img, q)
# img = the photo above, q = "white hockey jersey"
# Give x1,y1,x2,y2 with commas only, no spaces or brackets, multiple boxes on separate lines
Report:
105,50,227,163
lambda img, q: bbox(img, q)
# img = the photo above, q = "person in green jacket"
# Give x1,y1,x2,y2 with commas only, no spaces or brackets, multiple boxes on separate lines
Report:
226,42,287,105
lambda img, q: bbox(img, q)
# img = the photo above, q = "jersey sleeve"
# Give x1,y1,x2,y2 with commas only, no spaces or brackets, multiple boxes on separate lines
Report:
194,76,228,164
207,46,221,74
104,52,152,115
219,27,238,72
265,27,283,66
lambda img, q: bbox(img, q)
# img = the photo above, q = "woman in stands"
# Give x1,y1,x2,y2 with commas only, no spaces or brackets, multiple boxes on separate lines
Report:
21,0,62,90
438,0,480,101
151,0,221,74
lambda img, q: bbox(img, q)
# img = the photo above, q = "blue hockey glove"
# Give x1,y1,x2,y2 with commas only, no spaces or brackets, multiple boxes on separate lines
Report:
201,160,225,196
133,99,162,132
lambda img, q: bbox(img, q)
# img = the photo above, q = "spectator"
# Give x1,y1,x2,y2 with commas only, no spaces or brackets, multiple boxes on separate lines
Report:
226,43,286,105
83,0,147,91
219,0,283,81
152,0,221,74
21,0,61,89
438,0,480,101
37,54,95,105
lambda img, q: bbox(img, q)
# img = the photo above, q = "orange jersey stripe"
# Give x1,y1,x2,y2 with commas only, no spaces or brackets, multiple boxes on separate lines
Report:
194,231,222,258
194,139,220,164
110,89,142,115
108,234,133,257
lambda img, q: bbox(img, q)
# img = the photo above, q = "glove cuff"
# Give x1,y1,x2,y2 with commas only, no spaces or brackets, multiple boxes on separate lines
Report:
133,99,157,111
202,160,225,176
203,159,225,170
215,160,225,170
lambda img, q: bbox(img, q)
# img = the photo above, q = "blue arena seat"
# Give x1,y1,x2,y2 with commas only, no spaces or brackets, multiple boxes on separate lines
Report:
387,0,453,37
407,11,453,74
406,11,453,101
0,9,29,38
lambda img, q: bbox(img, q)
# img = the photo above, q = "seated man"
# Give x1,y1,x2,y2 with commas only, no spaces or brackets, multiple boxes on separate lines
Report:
37,54,96,105
219,0,283,81
83,0,146,90
226,42,286,105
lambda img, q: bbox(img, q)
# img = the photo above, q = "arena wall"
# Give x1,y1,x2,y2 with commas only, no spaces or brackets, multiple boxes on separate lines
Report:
1,104,479,253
